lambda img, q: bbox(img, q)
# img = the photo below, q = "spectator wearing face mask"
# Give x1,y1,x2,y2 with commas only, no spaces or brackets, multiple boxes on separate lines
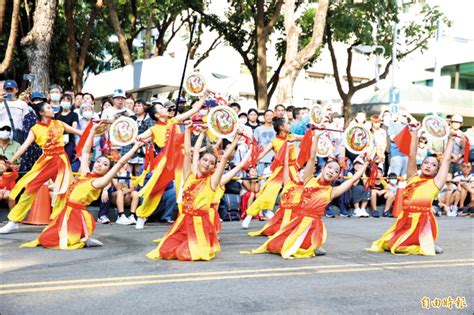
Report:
55,95,79,164
0,121,20,163
0,80,30,143
48,84,63,115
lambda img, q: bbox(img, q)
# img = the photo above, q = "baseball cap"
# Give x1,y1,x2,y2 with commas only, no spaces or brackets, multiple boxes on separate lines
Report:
30,91,47,102
176,97,187,104
451,114,463,123
163,101,176,109
112,88,126,99
353,156,365,165
4,80,17,89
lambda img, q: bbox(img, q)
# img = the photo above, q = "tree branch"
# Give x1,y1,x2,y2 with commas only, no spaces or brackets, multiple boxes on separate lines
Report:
353,59,393,92
0,0,20,74
326,26,346,99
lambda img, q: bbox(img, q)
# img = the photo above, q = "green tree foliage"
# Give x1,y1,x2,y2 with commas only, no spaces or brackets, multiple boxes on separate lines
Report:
324,0,450,121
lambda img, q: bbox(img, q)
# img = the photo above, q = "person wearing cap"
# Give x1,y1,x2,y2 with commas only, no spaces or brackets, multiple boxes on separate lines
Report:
0,80,30,143
133,91,209,229
449,114,465,174
112,88,134,117
0,121,20,163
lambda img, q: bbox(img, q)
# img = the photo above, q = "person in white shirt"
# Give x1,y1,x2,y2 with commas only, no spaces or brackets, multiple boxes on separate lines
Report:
453,162,474,213
0,80,30,142
101,89,134,120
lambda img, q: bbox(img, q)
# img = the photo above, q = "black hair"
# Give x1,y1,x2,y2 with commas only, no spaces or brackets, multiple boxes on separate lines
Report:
0,155,13,172
147,103,164,121
229,102,241,111
387,172,398,180
248,108,258,116
32,102,48,118
95,155,115,169
60,94,72,103
264,109,273,116
75,92,84,98
238,113,248,118
198,146,217,162
293,107,302,118
83,92,95,101
275,104,285,111
286,105,295,112
272,117,286,134
135,99,146,105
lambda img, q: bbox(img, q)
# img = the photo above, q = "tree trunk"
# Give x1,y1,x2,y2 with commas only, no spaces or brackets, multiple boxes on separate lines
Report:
255,1,268,110
0,0,20,74
105,0,133,65
342,93,353,127
144,15,153,59
276,0,329,105
20,0,57,92
65,0,100,92
0,0,6,35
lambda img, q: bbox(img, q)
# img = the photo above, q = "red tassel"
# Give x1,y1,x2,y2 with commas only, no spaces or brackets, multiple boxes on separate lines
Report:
393,125,412,156
243,138,259,171
296,129,313,169
365,161,378,189
270,142,287,172
464,136,470,164
75,120,94,159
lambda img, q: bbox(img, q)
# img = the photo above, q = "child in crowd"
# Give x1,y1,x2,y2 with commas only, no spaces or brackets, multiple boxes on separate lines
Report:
438,173,460,216
240,166,260,219
0,156,18,212
350,156,370,217
370,168,395,218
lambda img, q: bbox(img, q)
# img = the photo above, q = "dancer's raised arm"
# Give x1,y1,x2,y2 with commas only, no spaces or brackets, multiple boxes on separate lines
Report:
434,132,456,189
302,129,320,184
211,131,242,191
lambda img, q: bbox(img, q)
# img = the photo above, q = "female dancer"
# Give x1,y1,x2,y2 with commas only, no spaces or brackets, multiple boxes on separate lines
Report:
21,123,145,249
0,102,82,234
146,124,242,261
243,130,368,259
248,139,305,237
368,125,455,255
242,117,302,228
133,94,207,229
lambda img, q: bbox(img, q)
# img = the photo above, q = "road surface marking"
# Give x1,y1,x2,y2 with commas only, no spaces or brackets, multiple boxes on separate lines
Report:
0,259,472,295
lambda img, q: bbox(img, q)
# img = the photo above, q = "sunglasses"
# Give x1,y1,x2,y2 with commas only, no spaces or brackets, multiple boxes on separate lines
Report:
0,126,12,131
167,108,176,112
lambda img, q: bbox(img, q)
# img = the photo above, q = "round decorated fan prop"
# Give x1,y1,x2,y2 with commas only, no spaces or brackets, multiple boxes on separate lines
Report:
207,106,239,139
422,115,449,140
317,135,335,158
310,104,326,125
343,125,373,155
184,72,206,96
110,116,138,146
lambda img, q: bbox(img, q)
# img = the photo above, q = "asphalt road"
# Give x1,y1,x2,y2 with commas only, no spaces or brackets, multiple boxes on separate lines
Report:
0,217,472,315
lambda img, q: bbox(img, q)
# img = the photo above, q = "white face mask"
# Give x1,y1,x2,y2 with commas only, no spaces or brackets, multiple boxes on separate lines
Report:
82,111,93,119
0,130,11,139
389,179,397,185
199,109,208,116
239,119,247,124
50,93,61,102
61,102,71,111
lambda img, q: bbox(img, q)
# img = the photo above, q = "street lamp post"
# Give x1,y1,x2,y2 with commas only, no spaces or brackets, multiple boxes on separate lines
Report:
353,44,386,84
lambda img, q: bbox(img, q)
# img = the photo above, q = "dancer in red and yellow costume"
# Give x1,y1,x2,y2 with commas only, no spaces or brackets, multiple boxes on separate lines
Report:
133,95,207,229
242,117,304,229
146,124,242,261
368,124,456,256
0,102,82,234
21,123,145,249
248,141,304,237
243,130,368,259
194,130,252,234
